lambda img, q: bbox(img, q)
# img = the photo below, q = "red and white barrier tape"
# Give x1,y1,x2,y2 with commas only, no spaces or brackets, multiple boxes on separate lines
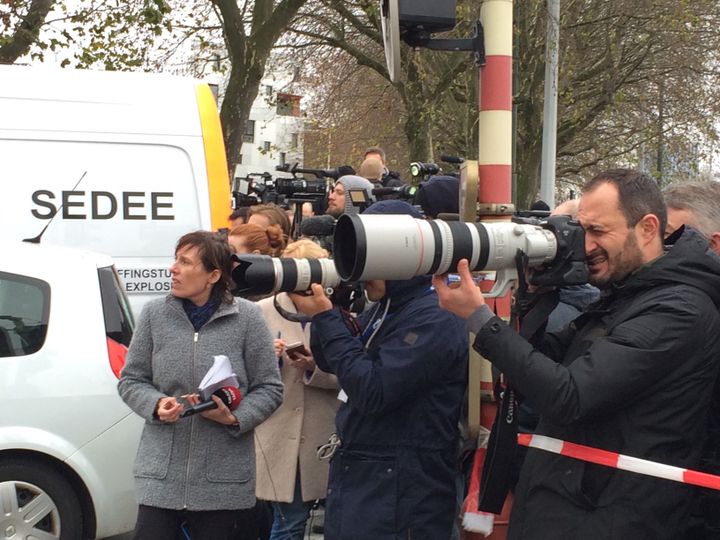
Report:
518,433,720,491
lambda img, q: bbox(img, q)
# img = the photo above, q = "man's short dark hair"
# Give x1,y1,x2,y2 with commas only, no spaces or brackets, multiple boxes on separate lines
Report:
583,168,667,234
363,146,386,162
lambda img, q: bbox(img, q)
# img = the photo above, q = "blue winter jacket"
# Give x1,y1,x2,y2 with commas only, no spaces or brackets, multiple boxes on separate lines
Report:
310,275,468,540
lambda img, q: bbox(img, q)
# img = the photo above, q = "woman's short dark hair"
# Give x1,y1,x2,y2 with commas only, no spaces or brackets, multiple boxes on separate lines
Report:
176,231,234,304
583,168,667,233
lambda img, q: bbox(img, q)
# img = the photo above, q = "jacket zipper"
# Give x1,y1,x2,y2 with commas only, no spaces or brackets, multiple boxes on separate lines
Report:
183,331,199,509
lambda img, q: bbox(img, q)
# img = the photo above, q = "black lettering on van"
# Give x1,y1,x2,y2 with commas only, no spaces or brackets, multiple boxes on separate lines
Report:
31,190,175,221
151,192,174,220
123,192,146,220
62,191,86,219
31,190,57,219
91,191,117,219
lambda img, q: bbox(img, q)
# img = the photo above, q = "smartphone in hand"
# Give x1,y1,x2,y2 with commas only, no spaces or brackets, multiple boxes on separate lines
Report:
285,341,307,359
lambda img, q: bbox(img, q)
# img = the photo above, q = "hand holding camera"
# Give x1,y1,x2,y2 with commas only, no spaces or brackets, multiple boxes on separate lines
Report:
432,259,487,319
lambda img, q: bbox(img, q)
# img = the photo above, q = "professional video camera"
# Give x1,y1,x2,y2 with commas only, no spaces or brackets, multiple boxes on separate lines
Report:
274,176,327,197
410,154,465,180
332,213,587,297
372,184,418,201
230,253,363,311
276,162,354,184
231,172,276,207
410,161,440,179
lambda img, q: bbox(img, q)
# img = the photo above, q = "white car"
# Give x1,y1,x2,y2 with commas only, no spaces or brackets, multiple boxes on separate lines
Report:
0,241,142,539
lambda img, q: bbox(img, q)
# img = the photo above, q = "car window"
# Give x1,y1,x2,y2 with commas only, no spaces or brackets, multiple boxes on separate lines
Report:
0,271,50,357
98,266,134,347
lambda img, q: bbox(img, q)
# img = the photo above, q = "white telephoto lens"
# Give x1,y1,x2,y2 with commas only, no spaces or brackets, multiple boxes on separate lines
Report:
333,215,558,281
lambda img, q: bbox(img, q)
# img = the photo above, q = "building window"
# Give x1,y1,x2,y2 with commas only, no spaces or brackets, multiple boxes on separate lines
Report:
242,120,255,143
291,133,299,148
265,85,273,96
263,141,271,152
279,152,287,167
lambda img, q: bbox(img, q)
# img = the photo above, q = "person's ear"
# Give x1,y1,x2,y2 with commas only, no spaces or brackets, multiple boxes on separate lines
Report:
708,232,720,256
637,213,660,244
208,268,221,285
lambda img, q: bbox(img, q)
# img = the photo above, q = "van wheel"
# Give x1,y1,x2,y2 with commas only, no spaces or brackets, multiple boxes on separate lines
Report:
0,460,83,539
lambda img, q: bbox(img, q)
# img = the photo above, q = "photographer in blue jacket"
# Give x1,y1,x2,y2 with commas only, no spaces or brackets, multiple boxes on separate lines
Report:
291,200,468,540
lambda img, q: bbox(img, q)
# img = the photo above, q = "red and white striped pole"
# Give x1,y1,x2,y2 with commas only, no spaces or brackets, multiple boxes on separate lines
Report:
478,0,513,206
463,2,515,539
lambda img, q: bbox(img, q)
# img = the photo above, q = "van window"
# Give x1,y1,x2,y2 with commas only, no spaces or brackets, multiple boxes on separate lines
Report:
98,266,134,347
0,272,50,357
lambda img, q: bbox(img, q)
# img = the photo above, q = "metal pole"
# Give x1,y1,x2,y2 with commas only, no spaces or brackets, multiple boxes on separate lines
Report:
539,0,560,208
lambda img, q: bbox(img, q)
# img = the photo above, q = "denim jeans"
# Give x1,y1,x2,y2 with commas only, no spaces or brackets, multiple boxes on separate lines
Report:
269,471,314,540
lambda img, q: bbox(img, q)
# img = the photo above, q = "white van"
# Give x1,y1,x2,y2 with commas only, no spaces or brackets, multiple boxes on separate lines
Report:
0,65,232,315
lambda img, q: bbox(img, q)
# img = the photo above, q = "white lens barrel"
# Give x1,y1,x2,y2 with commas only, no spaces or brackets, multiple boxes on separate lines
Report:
481,222,557,271
334,215,559,281
275,258,341,292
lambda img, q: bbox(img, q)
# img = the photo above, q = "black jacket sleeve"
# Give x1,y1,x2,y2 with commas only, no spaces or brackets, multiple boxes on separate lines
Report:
473,287,713,425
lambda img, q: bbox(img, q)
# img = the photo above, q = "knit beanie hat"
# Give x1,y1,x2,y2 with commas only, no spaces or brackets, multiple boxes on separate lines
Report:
336,175,376,214
362,199,424,218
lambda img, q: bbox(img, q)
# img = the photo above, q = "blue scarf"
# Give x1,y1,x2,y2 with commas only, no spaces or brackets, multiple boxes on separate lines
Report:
182,297,220,331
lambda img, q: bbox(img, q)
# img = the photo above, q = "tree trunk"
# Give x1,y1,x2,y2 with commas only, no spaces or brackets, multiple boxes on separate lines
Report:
221,59,264,169
0,0,54,64
214,0,307,175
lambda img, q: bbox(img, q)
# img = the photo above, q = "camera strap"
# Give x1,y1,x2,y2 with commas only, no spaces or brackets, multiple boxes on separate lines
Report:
478,251,559,513
478,382,517,514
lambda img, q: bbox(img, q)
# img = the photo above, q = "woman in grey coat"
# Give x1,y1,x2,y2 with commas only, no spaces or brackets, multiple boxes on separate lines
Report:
118,231,283,540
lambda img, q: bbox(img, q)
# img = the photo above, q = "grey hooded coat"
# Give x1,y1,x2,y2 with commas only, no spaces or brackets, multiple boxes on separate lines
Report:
118,295,282,511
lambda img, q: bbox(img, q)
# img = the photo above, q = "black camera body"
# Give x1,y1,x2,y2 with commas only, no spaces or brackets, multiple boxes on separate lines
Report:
275,177,327,197
512,214,588,288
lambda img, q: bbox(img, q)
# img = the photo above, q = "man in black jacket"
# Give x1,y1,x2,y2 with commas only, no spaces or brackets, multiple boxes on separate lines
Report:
664,180,720,540
434,169,720,540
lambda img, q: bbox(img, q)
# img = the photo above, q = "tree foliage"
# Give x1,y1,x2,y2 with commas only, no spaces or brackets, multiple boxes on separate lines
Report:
1,0,172,67
517,0,720,205
5,0,720,204
3,0,308,175
291,0,720,206
284,0,479,172
0,0,54,64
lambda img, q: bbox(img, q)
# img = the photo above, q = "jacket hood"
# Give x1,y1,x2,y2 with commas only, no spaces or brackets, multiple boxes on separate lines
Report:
617,226,720,307
382,275,433,313
336,175,376,214
415,175,459,217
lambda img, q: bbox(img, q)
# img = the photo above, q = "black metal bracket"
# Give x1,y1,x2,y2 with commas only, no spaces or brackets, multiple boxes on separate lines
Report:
401,20,485,66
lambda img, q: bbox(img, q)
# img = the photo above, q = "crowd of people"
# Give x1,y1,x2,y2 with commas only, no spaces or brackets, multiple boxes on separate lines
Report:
118,148,720,540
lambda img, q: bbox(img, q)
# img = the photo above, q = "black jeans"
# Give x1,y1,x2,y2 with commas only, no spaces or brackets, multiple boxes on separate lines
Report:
133,504,255,540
